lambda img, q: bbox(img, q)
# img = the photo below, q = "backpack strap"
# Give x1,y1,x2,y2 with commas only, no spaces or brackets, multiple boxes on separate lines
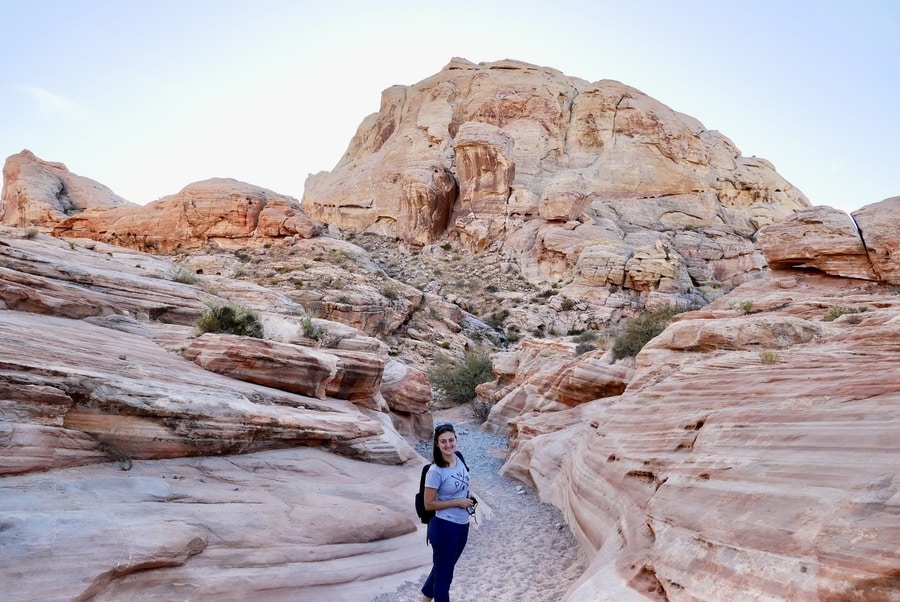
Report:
455,450,469,472
419,462,431,491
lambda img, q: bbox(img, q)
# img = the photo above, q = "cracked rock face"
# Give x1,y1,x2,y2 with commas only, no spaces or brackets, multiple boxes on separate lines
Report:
756,197,900,285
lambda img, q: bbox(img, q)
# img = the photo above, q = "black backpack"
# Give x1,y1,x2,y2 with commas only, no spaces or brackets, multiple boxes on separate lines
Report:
414,450,469,524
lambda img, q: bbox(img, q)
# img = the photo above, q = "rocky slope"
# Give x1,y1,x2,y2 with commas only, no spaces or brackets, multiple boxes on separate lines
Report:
303,57,810,324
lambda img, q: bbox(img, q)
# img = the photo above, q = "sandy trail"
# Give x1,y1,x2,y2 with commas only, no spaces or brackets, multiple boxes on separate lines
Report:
371,405,585,602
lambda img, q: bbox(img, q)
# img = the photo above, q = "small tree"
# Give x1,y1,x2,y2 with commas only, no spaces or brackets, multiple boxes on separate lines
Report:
428,349,493,405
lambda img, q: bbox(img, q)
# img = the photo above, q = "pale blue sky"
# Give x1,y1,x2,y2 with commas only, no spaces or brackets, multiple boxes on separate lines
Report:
1,0,897,213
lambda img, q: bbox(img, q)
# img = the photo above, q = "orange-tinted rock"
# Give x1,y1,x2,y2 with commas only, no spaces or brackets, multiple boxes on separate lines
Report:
381,360,433,440
0,149,132,227
303,58,809,312
0,446,428,600
756,204,878,280
482,339,632,436
852,195,900,284
502,269,900,601
49,177,321,252
184,333,385,406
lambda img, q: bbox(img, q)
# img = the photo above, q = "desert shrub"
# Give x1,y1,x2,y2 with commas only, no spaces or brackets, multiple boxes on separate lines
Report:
195,303,263,338
381,283,399,300
573,330,598,343
486,308,510,330
300,315,325,341
822,305,868,322
428,349,493,405
470,399,492,424
737,299,754,314
171,264,199,285
23,227,39,239
759,350,780,364
575,342,597,356
560,297,578,311
611,306,683,361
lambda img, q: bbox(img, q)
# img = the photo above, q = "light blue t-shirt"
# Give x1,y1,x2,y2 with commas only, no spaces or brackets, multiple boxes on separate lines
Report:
424,458,470,525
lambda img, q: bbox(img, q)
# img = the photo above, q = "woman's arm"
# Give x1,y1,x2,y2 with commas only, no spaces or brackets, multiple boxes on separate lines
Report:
423,487,474,511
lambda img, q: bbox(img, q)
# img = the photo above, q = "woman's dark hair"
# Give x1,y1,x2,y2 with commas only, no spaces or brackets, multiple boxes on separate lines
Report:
432,423,455,467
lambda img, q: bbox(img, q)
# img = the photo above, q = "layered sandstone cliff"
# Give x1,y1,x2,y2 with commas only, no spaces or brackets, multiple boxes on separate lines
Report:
0,228,434,599
491,196,900,601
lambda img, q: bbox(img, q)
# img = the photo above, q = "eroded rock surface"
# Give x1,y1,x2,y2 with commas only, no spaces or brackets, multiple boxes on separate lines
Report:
496,197,900,601
0,228,431,600
304,58,810,313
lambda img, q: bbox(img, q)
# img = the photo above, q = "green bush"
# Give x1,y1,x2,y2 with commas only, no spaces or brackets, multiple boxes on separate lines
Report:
575,342,597,356
195,303,263,338
822,305,868,322
486,309,510,330
428,350,493,405
381,283,399,300
300,315,325,342
573,330,598,343
611,306,682,361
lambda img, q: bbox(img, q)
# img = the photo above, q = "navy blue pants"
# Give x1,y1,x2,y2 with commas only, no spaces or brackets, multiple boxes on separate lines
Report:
421,516,470,602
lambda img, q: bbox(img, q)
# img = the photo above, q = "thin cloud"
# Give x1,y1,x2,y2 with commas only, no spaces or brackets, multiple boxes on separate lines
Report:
12,84,84,118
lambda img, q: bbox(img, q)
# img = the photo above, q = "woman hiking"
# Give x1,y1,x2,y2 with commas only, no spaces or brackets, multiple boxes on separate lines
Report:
420,423,476,602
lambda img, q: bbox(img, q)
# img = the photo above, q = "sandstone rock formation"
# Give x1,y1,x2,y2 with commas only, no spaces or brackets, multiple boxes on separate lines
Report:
0,227,433,599
492,196,900,601
51,177,322,252
303,58,810,315
3,56,896,601
1,149,132,227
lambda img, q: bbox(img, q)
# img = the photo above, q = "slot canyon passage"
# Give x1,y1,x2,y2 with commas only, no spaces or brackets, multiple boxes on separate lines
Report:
1,58,899,601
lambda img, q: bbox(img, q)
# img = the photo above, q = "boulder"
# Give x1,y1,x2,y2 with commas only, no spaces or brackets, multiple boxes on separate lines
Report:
756,204,878,280
184,333,385,406
852,195,900,284
0,149,132,227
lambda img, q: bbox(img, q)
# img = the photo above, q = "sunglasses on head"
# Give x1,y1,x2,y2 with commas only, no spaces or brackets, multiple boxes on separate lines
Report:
434,423,455,434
